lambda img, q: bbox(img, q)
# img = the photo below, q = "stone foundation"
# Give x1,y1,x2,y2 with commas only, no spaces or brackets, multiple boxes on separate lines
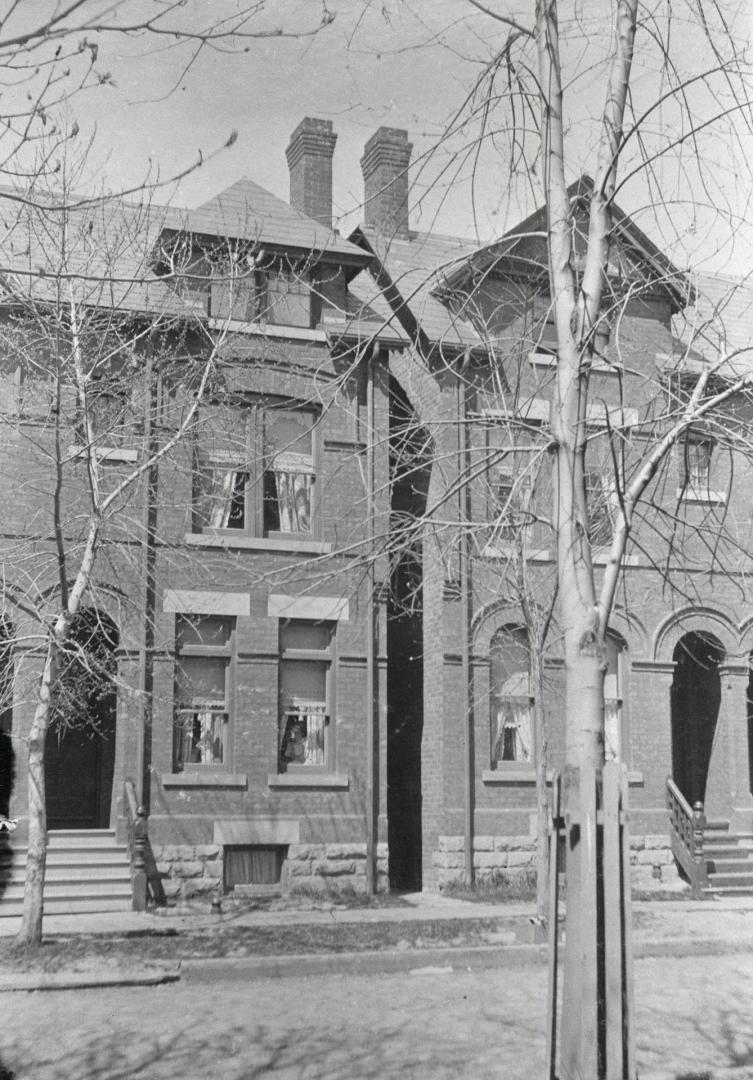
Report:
434,833,686,895
153,841,389,905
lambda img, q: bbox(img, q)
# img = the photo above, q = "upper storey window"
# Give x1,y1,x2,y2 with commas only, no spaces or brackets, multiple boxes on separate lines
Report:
194,401,318,539
209,264,311,329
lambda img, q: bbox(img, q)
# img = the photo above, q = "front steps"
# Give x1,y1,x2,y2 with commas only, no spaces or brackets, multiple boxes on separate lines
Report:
703,821,753,897
0,829,133,916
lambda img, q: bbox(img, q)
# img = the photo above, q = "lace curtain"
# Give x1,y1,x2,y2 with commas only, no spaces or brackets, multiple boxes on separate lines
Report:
279,702,327,768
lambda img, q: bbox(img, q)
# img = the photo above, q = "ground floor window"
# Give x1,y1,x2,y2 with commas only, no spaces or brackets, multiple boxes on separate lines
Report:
490,625,533,766
223,845,287,891
174,615,234,771
278,620,334,772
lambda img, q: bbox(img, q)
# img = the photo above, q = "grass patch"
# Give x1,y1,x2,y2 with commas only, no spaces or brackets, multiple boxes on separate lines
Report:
0,916,525,973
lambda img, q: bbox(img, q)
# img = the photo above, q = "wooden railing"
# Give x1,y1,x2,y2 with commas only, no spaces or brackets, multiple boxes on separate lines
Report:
666,776,707,899
124,780,166,910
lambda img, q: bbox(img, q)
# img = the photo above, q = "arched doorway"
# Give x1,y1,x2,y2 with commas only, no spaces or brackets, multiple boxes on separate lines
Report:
670,631,724,806
45,609,118,830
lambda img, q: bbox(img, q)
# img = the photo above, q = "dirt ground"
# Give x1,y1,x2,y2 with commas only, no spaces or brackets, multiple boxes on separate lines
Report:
2,951,753,1079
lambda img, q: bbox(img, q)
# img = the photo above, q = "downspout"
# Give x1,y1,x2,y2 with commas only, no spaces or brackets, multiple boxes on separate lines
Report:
138,352,159,815
365,340,380,894
459,349,475,888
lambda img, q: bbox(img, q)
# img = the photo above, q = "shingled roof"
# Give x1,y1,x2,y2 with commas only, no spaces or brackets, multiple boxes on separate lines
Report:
348,226,483,352
175,177,367,269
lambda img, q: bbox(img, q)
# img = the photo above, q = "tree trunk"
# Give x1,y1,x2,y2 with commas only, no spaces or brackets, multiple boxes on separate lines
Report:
19,647,56,945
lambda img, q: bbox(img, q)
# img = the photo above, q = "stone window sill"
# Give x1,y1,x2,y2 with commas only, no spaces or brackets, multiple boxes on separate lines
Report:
481,545,553,562
68,444,138,463
676,489,726,505
185,532,331,555
482,767,644,786
267,773,349,789
591,550,642,567
161,772,247,789
207,316,327,343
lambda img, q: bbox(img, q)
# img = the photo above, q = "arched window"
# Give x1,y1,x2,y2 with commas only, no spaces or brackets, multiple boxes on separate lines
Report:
604,633,626,762
490,625,532,765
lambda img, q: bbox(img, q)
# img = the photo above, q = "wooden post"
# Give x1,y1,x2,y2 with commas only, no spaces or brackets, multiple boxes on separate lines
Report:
131,803,147,911
692,800,706,898
546,774,562,1080
549,763,636,1080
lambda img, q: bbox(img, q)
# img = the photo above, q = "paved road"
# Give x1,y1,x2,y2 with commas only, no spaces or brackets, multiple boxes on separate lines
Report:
3,952,753,1078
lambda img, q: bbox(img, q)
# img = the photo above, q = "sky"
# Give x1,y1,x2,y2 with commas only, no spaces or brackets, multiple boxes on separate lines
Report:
9,0,753,273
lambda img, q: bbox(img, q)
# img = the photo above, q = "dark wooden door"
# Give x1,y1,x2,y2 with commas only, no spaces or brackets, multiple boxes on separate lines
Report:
45,704,116,830
45,724,101,828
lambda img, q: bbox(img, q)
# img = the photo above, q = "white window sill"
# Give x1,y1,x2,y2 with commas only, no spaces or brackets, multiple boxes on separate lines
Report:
161,773,247,789
482,765,549,785
207,317,327,342
676,489,726,505
68,445,138,463
185,532,332,555
482,767,643,786
591,550,641,567
481,544,553,562
268,773,349,789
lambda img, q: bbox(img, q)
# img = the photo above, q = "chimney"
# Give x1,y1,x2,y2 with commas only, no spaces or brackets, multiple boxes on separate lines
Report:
286,117,337,229
360,127,413,240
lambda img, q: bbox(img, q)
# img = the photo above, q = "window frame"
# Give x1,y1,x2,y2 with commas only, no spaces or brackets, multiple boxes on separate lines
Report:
193,398,321,541
277,619,336,775
484,431,533,547
604,632,628,764
173,614,236,773
585,469,616,547
205,254,313,329
679,432,724,503
489,624,534,769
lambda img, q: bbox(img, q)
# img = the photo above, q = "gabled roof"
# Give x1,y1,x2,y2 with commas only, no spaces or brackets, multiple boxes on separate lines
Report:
435,176,692,314
348,226,483,353
172,177,368,272
672,272,753,377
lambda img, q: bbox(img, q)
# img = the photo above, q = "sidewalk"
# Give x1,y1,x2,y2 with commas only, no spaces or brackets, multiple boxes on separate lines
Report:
3,892,753,990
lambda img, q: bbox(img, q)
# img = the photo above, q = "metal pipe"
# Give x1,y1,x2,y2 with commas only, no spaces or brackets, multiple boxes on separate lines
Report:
138,352,159,815
365,341,380,894
459,350,475,888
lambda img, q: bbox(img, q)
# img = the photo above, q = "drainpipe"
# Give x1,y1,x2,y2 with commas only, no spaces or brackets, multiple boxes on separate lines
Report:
138,352,159,815
365,341,380,895
459,350,475,888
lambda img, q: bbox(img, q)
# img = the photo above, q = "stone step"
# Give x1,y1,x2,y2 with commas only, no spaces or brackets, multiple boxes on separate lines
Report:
1,848,128,865
1,865,131,884
2,880,133,902
706,871,753,889
700,838,751,855
46,831,123,850
0,896,132,916
703,884,753,897
706,857,753,873
0,828,133,916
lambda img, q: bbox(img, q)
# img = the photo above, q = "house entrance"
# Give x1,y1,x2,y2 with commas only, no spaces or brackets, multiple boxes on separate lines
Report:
670,631,724,806
45,610,118,830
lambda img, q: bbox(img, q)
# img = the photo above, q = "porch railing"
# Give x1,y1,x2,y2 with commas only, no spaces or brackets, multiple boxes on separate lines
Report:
666,776,707,899
124,779,166,910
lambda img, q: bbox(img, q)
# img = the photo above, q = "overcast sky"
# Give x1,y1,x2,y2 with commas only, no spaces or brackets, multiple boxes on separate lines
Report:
44,0,753,273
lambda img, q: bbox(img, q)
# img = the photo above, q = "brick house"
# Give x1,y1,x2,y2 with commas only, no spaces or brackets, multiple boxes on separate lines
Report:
2,118,753,913
347,140,753,897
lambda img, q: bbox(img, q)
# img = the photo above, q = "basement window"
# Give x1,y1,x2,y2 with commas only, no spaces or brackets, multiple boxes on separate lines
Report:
223,845,287,891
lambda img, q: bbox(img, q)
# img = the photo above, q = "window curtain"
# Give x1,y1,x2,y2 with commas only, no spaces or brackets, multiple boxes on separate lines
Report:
279,702,326,767
492,696,532,763
208,469,246,528
178,709,226,766
270,450,313,532
605,699,621,761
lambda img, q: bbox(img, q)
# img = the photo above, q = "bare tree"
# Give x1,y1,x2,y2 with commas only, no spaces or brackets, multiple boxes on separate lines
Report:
0,124,256,944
